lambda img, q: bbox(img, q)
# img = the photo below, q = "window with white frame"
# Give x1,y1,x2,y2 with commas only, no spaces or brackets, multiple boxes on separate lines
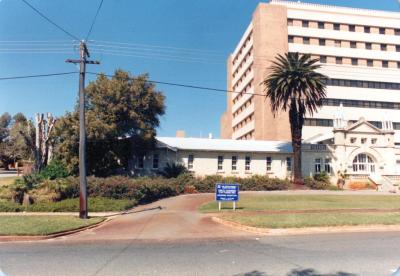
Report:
286,157,292,172
245,156,251,171
188,155,194,170
152,154,159,169
315,158,321,173
231,156,237,171
217,156,223,170
266,156,272,172
324,158,332,174
353,153,375,173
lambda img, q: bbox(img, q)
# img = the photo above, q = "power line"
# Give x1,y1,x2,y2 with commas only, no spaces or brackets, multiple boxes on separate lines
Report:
89,40,225,54
90,50,224,65
0,72,77,81
86,71,266,96
89,44,225,58
85,0,104,41
21,0,80,41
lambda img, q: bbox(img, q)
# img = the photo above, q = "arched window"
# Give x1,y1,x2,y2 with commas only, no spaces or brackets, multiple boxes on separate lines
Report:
353,154,375,173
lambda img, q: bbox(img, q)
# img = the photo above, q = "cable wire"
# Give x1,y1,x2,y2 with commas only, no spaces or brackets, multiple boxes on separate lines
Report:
21,0,80,41
89,40,225,54
0,72,77,81
85,0,104,41
86,71,265,96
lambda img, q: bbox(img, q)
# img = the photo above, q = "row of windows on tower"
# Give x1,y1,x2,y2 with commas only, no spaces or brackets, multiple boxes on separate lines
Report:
232,32,253,66
237,130,254,141
233,113,254,131
289,36,400,53
317,55,398,68
288,19,400,35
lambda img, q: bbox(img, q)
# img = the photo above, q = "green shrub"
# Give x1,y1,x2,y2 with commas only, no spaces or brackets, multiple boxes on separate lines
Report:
40,159,70,180
192,175,290,192
0,173,292,211
160,163,188,178
175,173,199,193
0,200,25,212
304,177,330,190
13,173,43,190
314,171,330,183
194,175,224,193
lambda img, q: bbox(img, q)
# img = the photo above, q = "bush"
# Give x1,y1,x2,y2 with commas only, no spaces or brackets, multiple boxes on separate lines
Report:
304,171,332,190
0,173,292,211
304,177,330,190
314,171,330,183
160,163,188,178
40,159,70,180
194,175,224,193
190,175,289,193
0,200,25,212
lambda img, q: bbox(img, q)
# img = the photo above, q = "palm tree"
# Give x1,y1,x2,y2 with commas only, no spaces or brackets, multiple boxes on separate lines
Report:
263,52,327,183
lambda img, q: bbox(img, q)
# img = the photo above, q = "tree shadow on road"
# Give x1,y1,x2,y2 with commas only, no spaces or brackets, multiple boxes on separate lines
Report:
233,268,356,276
287,268,357,276
233,271,270,276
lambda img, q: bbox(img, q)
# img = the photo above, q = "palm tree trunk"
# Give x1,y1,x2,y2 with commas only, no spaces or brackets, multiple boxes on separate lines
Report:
289,107,303,183
292,128,302,183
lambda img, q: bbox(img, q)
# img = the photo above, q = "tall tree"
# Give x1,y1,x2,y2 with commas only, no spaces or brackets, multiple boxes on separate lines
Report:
0,112,11,143
263,52,327,182
53,69,165,176
0,112,12,168
0,113,34,169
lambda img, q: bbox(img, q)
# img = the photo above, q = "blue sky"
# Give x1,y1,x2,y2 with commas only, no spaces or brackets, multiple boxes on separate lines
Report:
1,0,399,137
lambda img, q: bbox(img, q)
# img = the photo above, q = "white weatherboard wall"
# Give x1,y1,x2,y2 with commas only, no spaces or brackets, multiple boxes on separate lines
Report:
135,137,293,179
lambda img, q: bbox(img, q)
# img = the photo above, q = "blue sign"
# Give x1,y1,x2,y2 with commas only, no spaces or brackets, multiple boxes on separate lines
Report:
216,183,239,201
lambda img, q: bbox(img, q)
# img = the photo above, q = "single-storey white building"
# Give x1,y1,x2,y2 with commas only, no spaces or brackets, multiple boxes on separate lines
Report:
132,117,400,190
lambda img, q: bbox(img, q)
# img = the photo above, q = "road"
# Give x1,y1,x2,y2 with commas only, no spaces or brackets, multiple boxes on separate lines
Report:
1,232,400,276
2,193,400,276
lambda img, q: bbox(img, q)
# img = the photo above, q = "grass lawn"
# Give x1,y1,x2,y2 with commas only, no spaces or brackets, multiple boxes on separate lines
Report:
0,197,137,212
0,215,104,236
222,212,400,229
0,176,19,186
199,194,400,213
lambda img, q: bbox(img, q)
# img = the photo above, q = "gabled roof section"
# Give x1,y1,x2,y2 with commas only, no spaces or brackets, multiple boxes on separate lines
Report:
156,137,292,153
345,119,382,134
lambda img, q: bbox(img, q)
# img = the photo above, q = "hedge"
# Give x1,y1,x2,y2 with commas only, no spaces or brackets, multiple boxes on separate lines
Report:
0,174,292,211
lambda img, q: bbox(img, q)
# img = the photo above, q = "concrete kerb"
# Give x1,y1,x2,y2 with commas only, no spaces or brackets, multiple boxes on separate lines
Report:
212,216,400,236
0,205,164,242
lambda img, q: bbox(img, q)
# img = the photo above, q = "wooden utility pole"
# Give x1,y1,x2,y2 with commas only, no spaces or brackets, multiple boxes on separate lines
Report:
66,41,99,219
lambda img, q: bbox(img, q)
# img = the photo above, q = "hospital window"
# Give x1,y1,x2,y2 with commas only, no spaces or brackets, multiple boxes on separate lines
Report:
137,154,144,169
266,156,272,172
315,158,321,173
188,155,194,170
152,154,159,169
245,156,251,171
217,156,224,170
231,156,237,171
324,158,332,174
286,157,292,172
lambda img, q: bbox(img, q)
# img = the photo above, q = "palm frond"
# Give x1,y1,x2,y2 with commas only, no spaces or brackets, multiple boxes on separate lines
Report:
262,52,328,118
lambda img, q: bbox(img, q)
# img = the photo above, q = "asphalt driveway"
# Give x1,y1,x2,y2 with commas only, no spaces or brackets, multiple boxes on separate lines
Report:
62,194,248,242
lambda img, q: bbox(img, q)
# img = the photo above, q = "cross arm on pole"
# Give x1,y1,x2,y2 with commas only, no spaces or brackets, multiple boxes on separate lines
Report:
65,59,100,65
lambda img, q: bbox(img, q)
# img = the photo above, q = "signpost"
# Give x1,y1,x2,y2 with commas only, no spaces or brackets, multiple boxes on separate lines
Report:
215,183,239,211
